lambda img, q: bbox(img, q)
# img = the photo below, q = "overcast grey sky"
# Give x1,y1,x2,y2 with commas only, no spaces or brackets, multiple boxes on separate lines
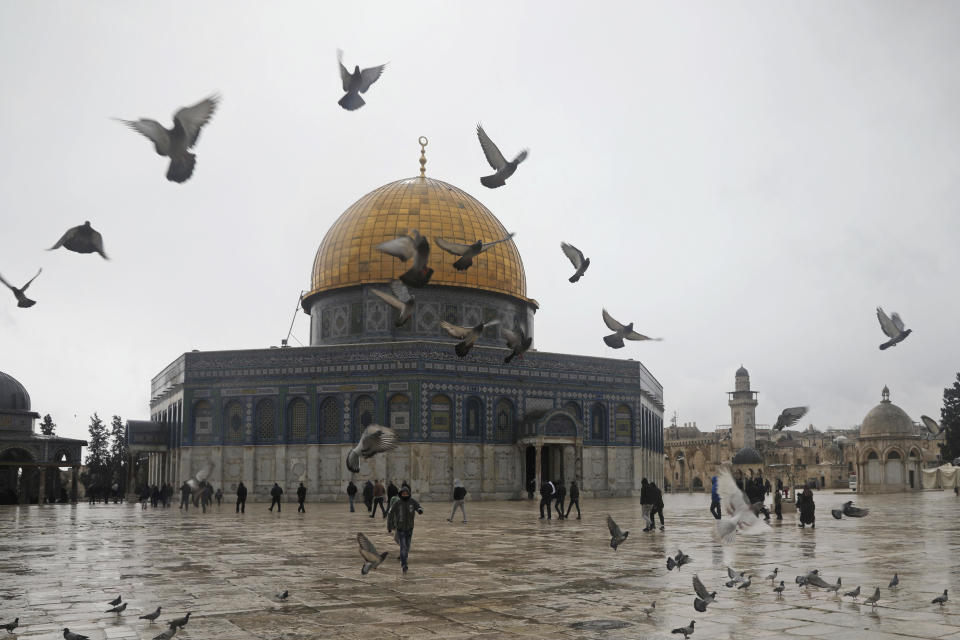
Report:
1,1,958,443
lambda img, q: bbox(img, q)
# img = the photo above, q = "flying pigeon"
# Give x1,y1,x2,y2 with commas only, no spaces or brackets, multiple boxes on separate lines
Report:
667,550,691,571
440,319,499,358
844,585,861,600
1,618,18,633
714,469,771,544
376,231,433,288
601,309,660,349
0,269,41,308
888,573,899,589
772,407,808,431
337,50,385,111
737,576,752,590
842,501,869,518
49,222,108,259
167,612,191,630
825,578,843,594
607,515,629,550
63,630,90,640
107,596,122,606
370,280,415,327
921,416,945,438
864,587,881,608
773,581,785,596
671,621,695,639
641,602,656,617
476,124,527,188
152,628,176,640
692,574,716,611
435,233,514,271
766,568,779,582
876,307,911,350
727,567,747,584
276,590,289,601
185,460,215,495
358,532,389,575
346,424,399,473
139,607,161,622
560,242,590,283
118,94,219,183
932,589,948,606
502,327,532,363
105,602,127,614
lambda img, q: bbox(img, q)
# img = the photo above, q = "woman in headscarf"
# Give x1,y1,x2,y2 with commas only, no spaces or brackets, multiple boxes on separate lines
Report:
797,485,815,528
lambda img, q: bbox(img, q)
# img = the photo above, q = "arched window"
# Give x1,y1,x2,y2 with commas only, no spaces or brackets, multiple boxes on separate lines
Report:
562,400,581,419
320,396,340,441
430,394,451,437
256,399,276,442
192,400,213,444
887,450,901,460
465,397,482,437
288,398,308,442
495,399,514,441
354,395,375,436
867,451,879,460
615,404,631,443
591,403,606,441
389,394,410,436
224,401,243,443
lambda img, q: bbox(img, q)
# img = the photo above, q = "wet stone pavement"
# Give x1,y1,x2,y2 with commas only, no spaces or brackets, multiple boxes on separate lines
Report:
1,491,958,640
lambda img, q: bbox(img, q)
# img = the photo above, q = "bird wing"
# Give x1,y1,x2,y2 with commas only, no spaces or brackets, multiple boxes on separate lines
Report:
602,308,626,332
337,49,351,91
890,312,906,332
693,574,711,600
359,424,398,456
727,567,740,580
876,307,899,338
389,279,413,303
194,460,214,483
480,233,515,251
90,229,108,259
717,469,750,516
807,574,832,588
560,242,585,269
440,320,473,339
120,118,170,149
357,532,381,562
371,287,406,312
20,268,42,292
174,94,220,148
606,515,623,538
0,273,13,291
376,235,416,261
624,329,659,341
358,64,386,93
512,149,529,164
502,327,521,349
920,415,941,435
476,125,508,170
49,226,79,250
434,237,474,256
774,406,808,430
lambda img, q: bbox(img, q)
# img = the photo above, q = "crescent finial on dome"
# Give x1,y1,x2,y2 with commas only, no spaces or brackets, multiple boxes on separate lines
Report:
418,136,428,177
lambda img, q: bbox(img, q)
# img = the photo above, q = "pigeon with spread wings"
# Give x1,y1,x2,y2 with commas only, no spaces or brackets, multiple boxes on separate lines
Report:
371,280,415,327
357,532,389,575
772,406,808,431
560,242,590,283
376,231,433,288
876,307,911,350
0,268,42,308
921,415,945,439
337,50,386,111
117,94,219,183
502,327,532,364
49,221,108,259
607,515,629,550
693,574,716,612
346,424,399,473
435,233,514,271
602,309,661,349
476,125,527,188
714,468,771,544
440,320,499,358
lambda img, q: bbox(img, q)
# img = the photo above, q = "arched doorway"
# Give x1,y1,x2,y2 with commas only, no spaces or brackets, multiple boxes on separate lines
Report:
0,448,36,505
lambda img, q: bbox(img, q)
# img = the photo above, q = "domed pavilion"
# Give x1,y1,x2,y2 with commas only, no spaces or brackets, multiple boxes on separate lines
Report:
132,141,664,502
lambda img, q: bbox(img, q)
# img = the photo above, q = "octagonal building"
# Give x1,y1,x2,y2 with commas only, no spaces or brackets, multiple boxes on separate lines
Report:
133,151,664,502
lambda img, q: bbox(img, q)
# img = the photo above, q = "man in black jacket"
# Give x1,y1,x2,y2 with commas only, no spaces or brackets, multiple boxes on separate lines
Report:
346,480,358,512
296,482,307,513
648,481,664,530
447,480,467,523
179,481,191,511
269,482,283,512
539,480,555,520
362,480,374,513
640,478,652,531
236,481,247,513
387,480,399,503
565,480,581,519
554,479,566,519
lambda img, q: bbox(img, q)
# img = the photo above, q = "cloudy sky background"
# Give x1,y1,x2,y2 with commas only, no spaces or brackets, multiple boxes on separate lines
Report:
1,1,958,443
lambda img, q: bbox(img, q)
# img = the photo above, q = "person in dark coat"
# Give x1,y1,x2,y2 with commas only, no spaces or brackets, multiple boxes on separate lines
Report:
150,484,160,508
362,480,374,513
140,486,150,510
387,485,423,574
296,482,307,513
554,480,566,519
346,480,358,512
649,481,665,530
179,481,191,510
565,480,581,519
236,481,247,513
773,482,783,520
764,478,771,495
447,480,467,523
640,478,653,531
539,480,555,519
797,485,815,528
269,482,283,512
387,480,399,502
710,476,721,519
214,487,223,508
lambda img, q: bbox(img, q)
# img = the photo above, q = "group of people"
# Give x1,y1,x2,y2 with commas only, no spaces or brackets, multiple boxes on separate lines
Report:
537,479,581,520
138,483,174,509
139,480,312,514
640,478,665,531
708,472,817,527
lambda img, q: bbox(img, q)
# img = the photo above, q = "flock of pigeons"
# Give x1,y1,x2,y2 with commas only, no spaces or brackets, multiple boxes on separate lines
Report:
16,595,197,640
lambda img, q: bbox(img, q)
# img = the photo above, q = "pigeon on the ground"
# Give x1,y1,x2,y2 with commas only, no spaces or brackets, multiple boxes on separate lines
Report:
667,550,691,571
63,630,90,640
476,124,527,188
825,578,843,594
607,515,629,550
831,508,844,519
728,567,747,584
337,50,385,111
714,469,771,544
805,572,832,589
888,573,899,589
0,269,42,308
844,585,861,600
105,602,127,614
921,416,945,438
346,424,399,473
601,309,661,349
358,532,389,575
864,587,881,608
693,575,716,612
276,590,289,601
932,589,948,606
842,501,869,518
772,407,808,431
118,94,219,183
876,307,911,350
371,280,415,327
737,576,752,590
766,568,779,582
774,581,785,596
107,596,122,606
435,233,514,271
671,621,695,639
152,628,176,640
1,618,18,633
376,231,433,288
49,222,108,259
502,327,532,364
440,319,499,358
167,612,191,630
641,602,656,617
139,607,161,622
560,242,590,283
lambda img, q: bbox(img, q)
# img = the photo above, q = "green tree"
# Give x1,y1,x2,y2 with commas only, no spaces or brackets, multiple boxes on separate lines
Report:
84,413,109,485
38,414,56,436
939,372,960,462
108,415,127,488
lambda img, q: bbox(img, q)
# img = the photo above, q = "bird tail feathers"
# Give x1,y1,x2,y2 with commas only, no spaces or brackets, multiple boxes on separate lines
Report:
339,92,365,111
452,256,472,271
740,518,771,536
167,152,196,183
603,334,625,349
504,352,515,364
480,174,504,188
455,341,471,358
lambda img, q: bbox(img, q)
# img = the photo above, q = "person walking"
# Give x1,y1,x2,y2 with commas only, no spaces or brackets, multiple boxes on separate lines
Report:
214,487,223,509
371,479,387,518
649,481,665,530
362,480,374,513
236,481,247,513
539,479,555,519
797,485,815,528
200,483,213,513
565,480,581,519
269,482,283,512
773,482,783,520
710,475,722,519
140,486,150,510
640,478,653,531
387,480,399,503
296,482,307,513
179,481,191,511
150,484,159,509
554,479,566,519
346,480,358,512
447,480,467,523
162,483,172,508
387,484,423,574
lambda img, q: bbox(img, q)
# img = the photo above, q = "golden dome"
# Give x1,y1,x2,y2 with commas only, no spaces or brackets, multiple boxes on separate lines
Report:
306,176,527,302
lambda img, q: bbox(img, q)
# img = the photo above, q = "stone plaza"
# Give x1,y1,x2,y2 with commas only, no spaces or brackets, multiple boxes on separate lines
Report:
1,490,958,640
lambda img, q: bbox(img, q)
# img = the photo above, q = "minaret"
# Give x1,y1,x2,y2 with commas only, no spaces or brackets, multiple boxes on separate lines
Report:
729,365,758,450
